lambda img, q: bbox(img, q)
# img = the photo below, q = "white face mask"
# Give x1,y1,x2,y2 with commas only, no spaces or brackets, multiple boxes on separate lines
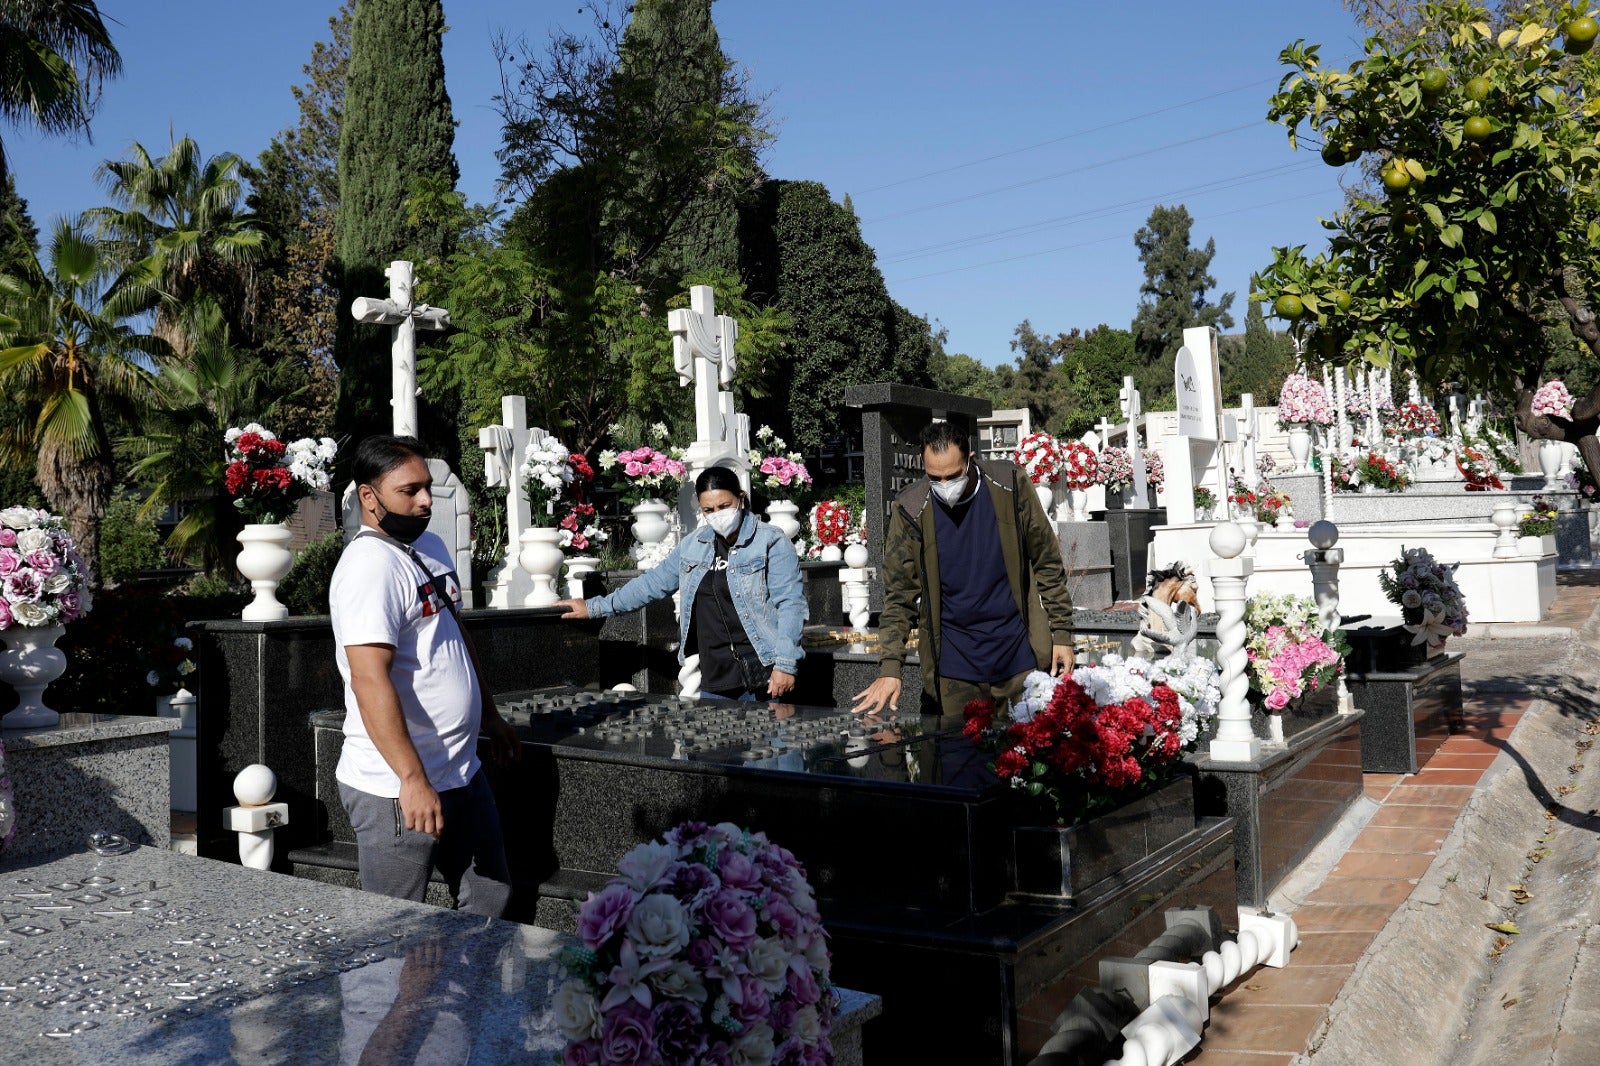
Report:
932,476,969,506
706,507,743,537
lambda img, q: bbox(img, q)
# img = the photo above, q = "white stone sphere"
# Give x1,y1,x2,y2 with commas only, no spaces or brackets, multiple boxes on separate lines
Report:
1307,520,1340,550
233,764,277,806
843,543,870,568
610,683,639,693
1209,521,1247,560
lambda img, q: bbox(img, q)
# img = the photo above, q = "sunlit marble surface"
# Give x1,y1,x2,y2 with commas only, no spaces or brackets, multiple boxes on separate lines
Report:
0,846,880,1064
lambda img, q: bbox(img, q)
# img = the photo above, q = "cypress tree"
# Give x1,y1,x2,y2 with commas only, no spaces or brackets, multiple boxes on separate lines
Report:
1130,204,1234,409
332,0,458,455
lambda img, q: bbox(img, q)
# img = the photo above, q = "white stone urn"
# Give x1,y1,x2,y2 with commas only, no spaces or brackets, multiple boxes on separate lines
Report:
765,499,802,542
564,555,600,600
630,499,673,555
1539,439,1565,489
0,623,67,729
1492,499,1521,558
1287,426,1314,473
818,543,844,563
1033,482,1055,518
1064,487,1090,522
518,527,566,607
236,523,295,621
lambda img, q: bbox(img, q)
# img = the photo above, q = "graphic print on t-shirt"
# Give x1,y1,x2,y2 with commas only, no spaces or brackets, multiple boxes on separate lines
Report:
418,570,462,618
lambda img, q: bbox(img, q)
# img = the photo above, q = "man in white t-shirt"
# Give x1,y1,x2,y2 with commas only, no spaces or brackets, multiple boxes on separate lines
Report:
330,435,520,916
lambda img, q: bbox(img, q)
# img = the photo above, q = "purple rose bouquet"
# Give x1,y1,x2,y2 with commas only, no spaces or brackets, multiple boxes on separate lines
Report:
0,507,92,631
556,821,836,1066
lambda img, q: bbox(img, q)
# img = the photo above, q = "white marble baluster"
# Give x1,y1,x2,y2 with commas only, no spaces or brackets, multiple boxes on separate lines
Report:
1207,523,1258,763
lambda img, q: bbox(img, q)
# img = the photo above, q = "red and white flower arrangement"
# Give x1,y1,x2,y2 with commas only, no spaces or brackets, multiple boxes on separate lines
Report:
1276,373,1334,427
749,426,812,501
1244,594,1348,712
1355,452,1410,492
1532,379,1576,420
223,423,337,524
1394,402,1441,438
0,507,92,630
521,435,588,527
600,447,689,507
1457,446,1503,491
559,502,609,555
963,654,1220,818
1098,447,1135,493
1013,431,1065,485
555,821,836,1066
810,500,851,546
1060,441,1099,491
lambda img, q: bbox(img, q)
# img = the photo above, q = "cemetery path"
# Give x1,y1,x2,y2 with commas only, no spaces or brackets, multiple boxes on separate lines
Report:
1184,573,1600,1066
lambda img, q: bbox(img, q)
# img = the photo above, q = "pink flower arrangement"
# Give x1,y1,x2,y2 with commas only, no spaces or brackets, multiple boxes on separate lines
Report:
749,426,812,501
1013,432,1065,485
1532,379,1575,419
1060,441,1099,490
601,447,688,506
1244,594,1348,711
1099,447,1135,493
1144,449,1165,490
555,821,835,1066
0,507,92,630
1276,373,1333,427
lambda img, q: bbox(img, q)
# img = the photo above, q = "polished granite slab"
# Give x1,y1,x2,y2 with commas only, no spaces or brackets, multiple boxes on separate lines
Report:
0,846,880,1065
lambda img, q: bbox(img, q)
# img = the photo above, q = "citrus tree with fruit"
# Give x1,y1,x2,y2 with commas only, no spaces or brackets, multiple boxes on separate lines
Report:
1253,1,1600,471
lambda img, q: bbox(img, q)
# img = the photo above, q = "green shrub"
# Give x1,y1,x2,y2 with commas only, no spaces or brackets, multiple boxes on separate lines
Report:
99,498,164,584
279,531,344,616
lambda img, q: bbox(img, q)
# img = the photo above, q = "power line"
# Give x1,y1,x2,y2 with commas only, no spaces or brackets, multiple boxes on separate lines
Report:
881,161,1318,264
886,190,1334,285
864,122,1263,222
858,77,1279,194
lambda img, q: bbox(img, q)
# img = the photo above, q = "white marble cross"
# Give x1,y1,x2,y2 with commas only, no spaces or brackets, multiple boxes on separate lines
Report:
669,285,738,449
350,260,451,439
1238,392,1259,483
1120,376,1149,501
1093,415,1118,454
477,396,537,609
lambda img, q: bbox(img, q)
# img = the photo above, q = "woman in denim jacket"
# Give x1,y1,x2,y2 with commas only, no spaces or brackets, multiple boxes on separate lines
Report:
554,466,807,700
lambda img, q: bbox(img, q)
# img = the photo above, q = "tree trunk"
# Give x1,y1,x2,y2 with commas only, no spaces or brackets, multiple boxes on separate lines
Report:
37,437,113,589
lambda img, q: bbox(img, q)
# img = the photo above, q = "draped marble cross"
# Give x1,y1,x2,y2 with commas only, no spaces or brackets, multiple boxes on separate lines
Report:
351,260,451,438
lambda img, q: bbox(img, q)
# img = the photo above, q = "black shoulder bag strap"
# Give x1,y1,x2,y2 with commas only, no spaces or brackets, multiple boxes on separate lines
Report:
354,529,462,620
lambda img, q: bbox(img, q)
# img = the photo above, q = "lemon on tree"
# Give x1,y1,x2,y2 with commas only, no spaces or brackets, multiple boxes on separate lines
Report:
1421,68,1449,95
1330,289,1352,312
1567,16,1598,53
1464,115,1492,142
1382,161,1413,191
1273,294,1305,320
1465,76,1492,102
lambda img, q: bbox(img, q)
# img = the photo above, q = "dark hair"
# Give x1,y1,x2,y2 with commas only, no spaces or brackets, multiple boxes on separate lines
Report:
352,435,428,487
919,421,969,457
694,464,745,499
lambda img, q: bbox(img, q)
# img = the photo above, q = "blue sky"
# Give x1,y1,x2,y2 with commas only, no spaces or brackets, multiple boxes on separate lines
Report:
9,1,1369,366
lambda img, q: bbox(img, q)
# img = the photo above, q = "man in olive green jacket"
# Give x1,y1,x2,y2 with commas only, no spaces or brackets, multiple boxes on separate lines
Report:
852,421,1076,719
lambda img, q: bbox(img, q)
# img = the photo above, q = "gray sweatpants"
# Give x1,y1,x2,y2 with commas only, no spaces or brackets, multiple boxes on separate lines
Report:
338,769,512,917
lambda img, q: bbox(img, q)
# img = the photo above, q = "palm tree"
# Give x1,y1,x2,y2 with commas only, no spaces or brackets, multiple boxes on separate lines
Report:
0,216,162,582
122,303,280,573
0,1,121,181
87,136,268,356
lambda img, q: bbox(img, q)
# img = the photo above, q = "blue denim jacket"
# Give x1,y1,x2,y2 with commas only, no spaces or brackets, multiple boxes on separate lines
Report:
584,511,808,674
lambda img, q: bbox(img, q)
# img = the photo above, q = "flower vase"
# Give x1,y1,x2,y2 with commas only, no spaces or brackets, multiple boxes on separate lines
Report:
1287,426,1314,473
1492,499,1520,558
630,499,672,561
1034,483,1055,519
236,523,295,621
1117,486,1137,508
1539,440,1565,490
564,555,600,600
0,623,67,729
819,543,844,563
1065,487,1089,522
765,499,802,543
518,527,566,607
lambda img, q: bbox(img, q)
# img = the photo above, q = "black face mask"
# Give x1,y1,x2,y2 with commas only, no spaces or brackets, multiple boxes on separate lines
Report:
368,489,431,544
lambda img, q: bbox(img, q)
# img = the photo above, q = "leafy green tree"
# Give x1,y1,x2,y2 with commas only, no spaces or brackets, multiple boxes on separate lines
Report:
87,136,268,356
0,0,120,181
928,348,1002,405
0,174,44,507
97,496,162,583
1220,301,1299,405
1131,203,1235,409
1004,320,1073,430
1059,325,1137,439
333,0,457,455
1253,1,1600,474
0,217,163,578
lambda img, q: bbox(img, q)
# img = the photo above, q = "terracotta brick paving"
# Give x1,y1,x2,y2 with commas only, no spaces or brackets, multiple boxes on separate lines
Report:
1182,690,1530,1063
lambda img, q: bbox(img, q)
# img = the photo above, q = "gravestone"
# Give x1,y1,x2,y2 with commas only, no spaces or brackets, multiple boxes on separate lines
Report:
477,395,536,608
845,383,992,609
340,259,474,604
1163,325,1234,525
285,490,337,552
